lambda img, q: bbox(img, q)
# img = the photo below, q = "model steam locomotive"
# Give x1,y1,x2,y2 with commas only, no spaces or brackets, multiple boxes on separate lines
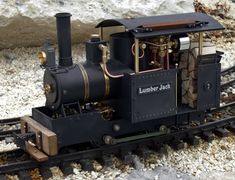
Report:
15,12,224,161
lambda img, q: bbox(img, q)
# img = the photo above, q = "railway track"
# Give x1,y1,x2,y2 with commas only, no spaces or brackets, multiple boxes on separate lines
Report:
221,65,235,76
0,102,235,179
221,65,235,89
0,117,20,141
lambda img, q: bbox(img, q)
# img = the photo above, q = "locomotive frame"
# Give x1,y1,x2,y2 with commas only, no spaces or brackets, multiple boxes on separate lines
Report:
15,12,224,161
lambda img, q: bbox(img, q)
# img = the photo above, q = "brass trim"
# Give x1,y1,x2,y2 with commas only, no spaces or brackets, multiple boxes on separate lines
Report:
199,32,203,55
99,44,124,78
91,34,100,39
38,51,47,65
78,63,90,102
44,84,52,95
134,38,139,73
100,63,110,98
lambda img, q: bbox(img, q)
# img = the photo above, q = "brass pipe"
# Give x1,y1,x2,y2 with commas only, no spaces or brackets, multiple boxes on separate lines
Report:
99,44,124,78
199,32,203,55
134,38,140,73
166,49,169,70
99,44,108,64
166,36,171,70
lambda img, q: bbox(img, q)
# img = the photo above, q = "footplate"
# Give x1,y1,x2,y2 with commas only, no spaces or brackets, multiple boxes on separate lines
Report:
20,116,58,160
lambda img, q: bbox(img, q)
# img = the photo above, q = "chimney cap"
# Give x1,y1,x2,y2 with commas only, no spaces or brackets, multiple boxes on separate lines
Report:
55,13,71,18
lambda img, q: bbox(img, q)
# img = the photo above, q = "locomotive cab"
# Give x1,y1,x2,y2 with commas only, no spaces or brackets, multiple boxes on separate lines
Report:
15,12,224,162
96,14,223,123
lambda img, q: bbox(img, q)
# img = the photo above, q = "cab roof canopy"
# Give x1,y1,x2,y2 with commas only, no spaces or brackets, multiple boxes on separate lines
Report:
96,12,224,39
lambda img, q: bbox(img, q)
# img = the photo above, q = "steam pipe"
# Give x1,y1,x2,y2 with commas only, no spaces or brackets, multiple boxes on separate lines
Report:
55,13,73,67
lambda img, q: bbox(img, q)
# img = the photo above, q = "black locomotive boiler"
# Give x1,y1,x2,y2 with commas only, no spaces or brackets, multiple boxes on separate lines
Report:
15,12,224,161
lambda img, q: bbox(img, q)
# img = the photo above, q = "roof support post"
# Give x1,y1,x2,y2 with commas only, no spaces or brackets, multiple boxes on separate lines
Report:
199,32,203,55
134,38,139,73
99,27,104,40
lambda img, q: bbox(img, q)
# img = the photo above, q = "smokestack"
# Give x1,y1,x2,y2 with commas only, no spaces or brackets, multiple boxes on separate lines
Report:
55,13,73,67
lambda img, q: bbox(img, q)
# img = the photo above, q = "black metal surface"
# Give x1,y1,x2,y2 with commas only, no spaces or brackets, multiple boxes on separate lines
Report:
197,63,221,110
86,38,107,64
32,105,203,148
110,32,149,71
55,13,73,67
119,69,177,123
96,13,224,38
44,60,132,109
13,132,36,151
110,32,134,69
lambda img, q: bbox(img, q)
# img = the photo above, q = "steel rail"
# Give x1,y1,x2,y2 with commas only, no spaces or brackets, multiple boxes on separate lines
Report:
221,79,235,89
0,117,20,124
221,65,235,76
0,129,21,141
209,101,235,113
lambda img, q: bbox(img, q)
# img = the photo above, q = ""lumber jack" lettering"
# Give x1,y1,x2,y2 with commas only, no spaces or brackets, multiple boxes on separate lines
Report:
138,83,171,95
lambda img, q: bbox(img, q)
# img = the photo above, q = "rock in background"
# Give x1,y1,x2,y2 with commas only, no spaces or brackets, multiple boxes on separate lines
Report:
0,0,194,49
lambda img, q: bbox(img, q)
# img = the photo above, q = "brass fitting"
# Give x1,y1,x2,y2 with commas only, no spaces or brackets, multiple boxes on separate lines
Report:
38,51,47,65
44,84,52,95
141,43,147,49
99,44,108,64
90,34,100,42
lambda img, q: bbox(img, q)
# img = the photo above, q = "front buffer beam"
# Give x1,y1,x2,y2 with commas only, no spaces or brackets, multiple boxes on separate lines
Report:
14,116,58,162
